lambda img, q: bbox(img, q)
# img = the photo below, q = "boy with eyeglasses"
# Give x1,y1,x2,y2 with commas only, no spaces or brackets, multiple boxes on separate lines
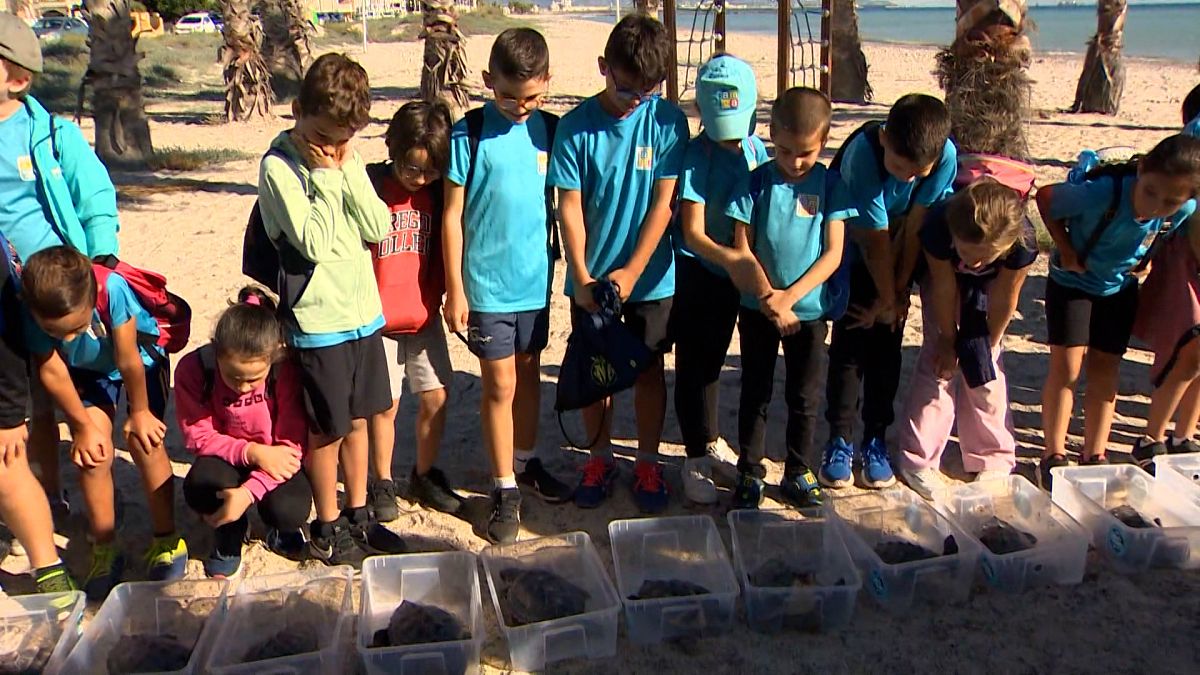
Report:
444,27,572,543
547,14,689,512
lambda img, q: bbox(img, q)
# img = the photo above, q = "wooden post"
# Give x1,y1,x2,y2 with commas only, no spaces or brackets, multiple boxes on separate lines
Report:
714,0,725,55
777,0,789,100
665,0,678,102
820,0,832,97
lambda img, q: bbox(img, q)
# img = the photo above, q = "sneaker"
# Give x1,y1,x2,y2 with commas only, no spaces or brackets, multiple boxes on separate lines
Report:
265,528,307,561
974,469,1012,483
780,470,824,509
860,437,896,489
682,456,718,505
574,457,618,509
1168,436,1200,455
34,562,77,594
346,507,407,555
203,551,242,579
145,533,188,582
486,487,522,544
1082,453,1111,466
632,461,669,514
1131,438,1167,471
368,478,399,524
819,438,855,489
731,472,765,510
309,517,366,570
705,437,741,482
1038,454,1070,491
84,542,125,602
517,458,574,504
898,467,944,501
410,467,465,514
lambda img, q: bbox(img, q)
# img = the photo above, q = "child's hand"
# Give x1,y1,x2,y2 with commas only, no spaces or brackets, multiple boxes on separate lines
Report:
772,308,802,336
295,131,340,170
0,425,27,467
443,291,470,334
205,486,254,528
763,291,794,323
606,268,638,302
124,411,166,456
1133,260,1153,280
573,277,600,314
934,337,958,380
1057,246,1086,274
246,443,302,482
71,423,112,469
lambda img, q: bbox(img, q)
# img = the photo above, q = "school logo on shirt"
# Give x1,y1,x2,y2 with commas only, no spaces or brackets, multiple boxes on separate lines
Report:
536,151,548,176
717,89,739,110
377,208,432,258
17,156,34,182
795,194,820,218
636,147,654,171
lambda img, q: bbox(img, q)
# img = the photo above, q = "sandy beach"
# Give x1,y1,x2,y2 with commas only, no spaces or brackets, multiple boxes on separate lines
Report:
3,14,1199,673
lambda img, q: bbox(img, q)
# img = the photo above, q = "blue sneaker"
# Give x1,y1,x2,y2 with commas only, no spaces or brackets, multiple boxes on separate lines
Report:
632,461,669,513
781,470,824,509
145,533,188,582
84,542,125,602
819,437,855,489
203,551,242,579
574,457,618,509
860,437,896,489
266,528,308,561
731,472,764,510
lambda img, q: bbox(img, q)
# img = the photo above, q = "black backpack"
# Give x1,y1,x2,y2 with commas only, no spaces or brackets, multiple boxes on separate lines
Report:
241,148,317,322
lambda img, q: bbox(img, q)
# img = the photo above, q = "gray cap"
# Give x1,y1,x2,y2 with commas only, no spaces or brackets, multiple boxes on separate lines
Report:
0,13,43,74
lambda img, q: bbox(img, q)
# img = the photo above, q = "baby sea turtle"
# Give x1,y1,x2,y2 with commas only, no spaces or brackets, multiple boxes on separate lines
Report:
105,634,193,674
243,623,320,663
977,517,1038,555
628,578,710,600
874,540,940,564
370,601,468,647
748,558,817,588
498,567,590,626
1110,505,1161,529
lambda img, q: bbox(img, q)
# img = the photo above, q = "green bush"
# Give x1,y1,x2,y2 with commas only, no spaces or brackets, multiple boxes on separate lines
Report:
508,1,534,14
460,6,527,35
148,146,255,171
144,0,218,22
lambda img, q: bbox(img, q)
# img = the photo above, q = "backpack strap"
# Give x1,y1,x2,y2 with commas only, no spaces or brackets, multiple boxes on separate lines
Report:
1077,175,1125,265
92,263,170,370
541,110,562,260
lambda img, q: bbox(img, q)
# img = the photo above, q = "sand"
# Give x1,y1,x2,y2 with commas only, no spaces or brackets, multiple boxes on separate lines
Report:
2,14,1199,674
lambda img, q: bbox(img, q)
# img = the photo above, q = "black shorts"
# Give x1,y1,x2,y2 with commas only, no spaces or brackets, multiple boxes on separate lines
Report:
1045,278,1139,356
466,307,550,360
571,297,674,355
295,330,393,438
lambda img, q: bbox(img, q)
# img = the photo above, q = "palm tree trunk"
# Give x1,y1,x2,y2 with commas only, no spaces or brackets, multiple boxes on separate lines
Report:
83,0,154,169
261,0,311,82
634,0,660,14
420,0,470,118
221,0,273,122
935,0,1032,158
1072,0,1126,115
7,0,37,22
830,0,871,104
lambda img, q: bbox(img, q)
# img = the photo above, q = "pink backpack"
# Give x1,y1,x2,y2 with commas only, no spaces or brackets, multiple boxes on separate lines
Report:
94,257,192,364
955,153,1037,198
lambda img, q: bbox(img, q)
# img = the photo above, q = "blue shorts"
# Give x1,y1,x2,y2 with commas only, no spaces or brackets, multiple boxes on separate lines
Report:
70,363,169,419
466,308,550,361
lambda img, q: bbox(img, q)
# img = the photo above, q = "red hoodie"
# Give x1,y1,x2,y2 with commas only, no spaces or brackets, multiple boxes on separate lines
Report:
369,169,445,335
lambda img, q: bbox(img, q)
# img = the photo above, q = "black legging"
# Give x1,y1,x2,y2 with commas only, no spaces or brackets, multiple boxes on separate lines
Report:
184,456,312,557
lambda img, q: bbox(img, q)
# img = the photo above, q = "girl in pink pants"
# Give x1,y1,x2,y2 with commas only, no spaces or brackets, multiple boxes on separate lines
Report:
896,179,1037,500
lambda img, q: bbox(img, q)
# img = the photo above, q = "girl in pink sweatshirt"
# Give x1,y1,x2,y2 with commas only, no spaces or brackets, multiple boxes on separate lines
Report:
175,287,312,578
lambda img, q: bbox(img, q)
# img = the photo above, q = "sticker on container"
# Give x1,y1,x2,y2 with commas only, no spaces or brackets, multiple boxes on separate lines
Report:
868,569,888,599
1107,525,1128,557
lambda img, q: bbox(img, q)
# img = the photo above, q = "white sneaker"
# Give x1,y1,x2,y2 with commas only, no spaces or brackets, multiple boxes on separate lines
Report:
898,467,945,501
683,457,718,505
705,437,740,482
974,469,1012,483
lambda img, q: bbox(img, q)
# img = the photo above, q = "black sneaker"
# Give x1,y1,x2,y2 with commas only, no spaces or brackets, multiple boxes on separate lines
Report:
1082,454,1111,466
346,506,407,555
517,458,574,504
368,478,399,523
1131,438,1167,473
1168,435,1200,455
309,516,366,570
1039,454,1070,491
731,472,764,510
410,467,464,514
780,470,824,509
486,487,521,544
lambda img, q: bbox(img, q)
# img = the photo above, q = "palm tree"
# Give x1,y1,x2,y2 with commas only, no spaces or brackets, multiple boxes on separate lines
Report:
1072,0,1126,115
221,0,273,121
420,0,469,117
634,0,660,13
7,0,37,22
935,0,1032,158
830,0,871,103
261,0,312,82
82,0,154,168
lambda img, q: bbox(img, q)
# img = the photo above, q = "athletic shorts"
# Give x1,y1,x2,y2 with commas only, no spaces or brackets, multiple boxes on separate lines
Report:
383,321,454,398
295,330,392,438
466,307,550,361
1045,278,1139,356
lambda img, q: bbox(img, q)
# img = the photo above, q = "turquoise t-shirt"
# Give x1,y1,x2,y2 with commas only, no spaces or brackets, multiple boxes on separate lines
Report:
1185,115,1200,138
1048,174,1196,296
726,162,858,320
841,133,957,232
677,133,770,278
0,106,60,260
27,272,163,379
447,104,553,313
547,95,689,302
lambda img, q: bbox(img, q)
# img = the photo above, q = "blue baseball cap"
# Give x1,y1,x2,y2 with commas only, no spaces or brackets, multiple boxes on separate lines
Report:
696,55,758,142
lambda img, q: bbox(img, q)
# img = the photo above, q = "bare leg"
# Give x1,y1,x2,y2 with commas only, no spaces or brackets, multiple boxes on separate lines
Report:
368,400,400,482
0,453,59,568
513,353,541,452
1042,346,1086,458
634,356,666,462
1081,351,1122,460
127,428,176,537
1174,377,1200,441
340,418,370,510
583,397,614,459
77,408,117,543
306,432,344,523
481,357,518,479
415,388,448,475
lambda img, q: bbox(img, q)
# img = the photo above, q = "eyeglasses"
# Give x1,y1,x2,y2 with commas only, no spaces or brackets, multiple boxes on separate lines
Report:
398,164,441,181
496,90,547,112
614,84,662,105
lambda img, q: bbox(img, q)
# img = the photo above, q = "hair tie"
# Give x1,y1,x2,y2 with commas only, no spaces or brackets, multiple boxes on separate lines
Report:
243,295,262,307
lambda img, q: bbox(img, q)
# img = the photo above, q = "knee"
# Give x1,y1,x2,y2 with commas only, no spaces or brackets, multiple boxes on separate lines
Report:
484,370,518,403
420,387,448,412
261,478,313,531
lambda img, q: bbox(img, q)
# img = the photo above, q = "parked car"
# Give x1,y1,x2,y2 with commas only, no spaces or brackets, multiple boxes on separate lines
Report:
209,12,224,32
32,16,89,41
174,12,218,34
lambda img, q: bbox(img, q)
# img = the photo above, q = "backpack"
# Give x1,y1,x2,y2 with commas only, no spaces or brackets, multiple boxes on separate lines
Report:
745,165,852,321
1066,150,1170,271
829,120,932,204
0,232,21,337
241,148,318,320
196,344,278,415
92,255,191,369
463,107,562,259
955,153,1037,198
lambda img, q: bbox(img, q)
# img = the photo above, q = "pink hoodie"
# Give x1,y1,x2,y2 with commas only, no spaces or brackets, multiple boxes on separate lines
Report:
174,348,307,501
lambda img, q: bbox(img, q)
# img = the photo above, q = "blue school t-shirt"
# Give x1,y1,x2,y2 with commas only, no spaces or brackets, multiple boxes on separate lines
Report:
446,104,553,313
27,272,162,379
841,133,957,232
677,134,770,278
1047,175,1196,296
726,162,858,320
1185,115,1200,138
547,95,689,302
0,106,60,260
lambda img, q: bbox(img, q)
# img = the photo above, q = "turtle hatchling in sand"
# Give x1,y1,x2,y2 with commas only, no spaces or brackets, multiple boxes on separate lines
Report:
977,517,1039,555
370,601,468,647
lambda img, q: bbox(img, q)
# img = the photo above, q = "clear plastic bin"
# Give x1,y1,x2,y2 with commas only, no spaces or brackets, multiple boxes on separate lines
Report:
1154,453,1200,509
1051,464,1200,572
205,566,354,674
940,475,1088,591
480,532,620,672
727,509,860,633
358,552,484,675
828,487,981,612
0,590,84,675
608,516,739,643
63,578,228,674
